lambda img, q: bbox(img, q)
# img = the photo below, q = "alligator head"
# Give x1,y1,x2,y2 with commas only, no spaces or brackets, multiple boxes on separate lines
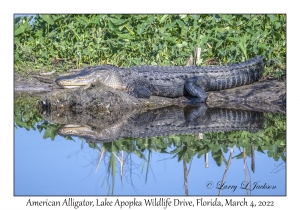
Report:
57,121,125,142
57,124,97,139
55,66,123,89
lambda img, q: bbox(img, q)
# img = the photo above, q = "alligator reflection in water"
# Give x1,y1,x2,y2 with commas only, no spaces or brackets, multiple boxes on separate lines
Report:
15,101,285,195
40,104,264,142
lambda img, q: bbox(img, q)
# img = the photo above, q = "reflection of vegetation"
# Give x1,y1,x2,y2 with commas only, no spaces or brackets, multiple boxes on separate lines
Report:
14,96,66,140
14,99,286,162
109,111,285,166
14,95,41,130
14,15,285,79
14,100,285,194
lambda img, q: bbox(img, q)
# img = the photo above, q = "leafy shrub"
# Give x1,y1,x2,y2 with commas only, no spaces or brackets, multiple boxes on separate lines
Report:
14,14,286,78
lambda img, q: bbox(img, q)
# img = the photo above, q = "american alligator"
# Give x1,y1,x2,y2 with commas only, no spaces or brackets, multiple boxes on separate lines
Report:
39,105,265,142
38,82,185,113
55,56,264,103
38,78,285,115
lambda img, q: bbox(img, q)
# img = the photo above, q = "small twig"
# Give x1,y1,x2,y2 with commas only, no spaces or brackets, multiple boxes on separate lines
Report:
32,75,54,84
197,133,203,140
205,153,209,168
25,71,33,77
206,42,212,49
113,152,122,163
194,45,201,66
186,54,193,66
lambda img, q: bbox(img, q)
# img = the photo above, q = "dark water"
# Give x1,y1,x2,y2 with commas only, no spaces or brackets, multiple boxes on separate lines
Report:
14,105,286,196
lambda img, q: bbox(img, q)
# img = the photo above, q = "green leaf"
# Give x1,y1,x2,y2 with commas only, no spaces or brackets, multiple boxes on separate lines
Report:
257,146,265,153
221,15,233,21
43,127,57,140
275,21,281,30
170,147,182,154
258,44,268,50
109,17,125,25
216,40,223,48
160,15,168,23
281,154,286,162
233,152,244,159
137,24,147,35
267,14,276,21
117,33,133,40
14,23,30,36
134,150,146,160
211,149,223,166
41,15,54,25
175,41,187,48
176,19,185,28
165,22,176,29
14,36,20,45
226,37,237,42
108,20,118,32
164,36,177,44
192,15,199,20
145,15,155,25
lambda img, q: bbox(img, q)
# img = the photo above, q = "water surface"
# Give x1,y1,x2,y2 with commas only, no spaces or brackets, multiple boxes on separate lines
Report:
14,105,286,196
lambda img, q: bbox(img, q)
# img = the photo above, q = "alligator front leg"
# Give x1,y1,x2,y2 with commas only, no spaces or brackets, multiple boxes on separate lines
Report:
78,83,93,92
184,76,210,103
129,86,151,98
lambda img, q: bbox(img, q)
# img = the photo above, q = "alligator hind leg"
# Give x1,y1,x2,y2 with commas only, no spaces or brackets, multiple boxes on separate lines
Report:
184,76,209,103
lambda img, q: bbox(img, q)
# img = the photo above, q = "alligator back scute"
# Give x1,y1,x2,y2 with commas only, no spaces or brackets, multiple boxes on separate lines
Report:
207,56,264,91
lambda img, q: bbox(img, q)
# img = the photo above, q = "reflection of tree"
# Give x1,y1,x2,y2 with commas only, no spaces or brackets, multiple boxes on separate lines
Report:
243,148,250,195
251,145,255,173
95,147,105,173
183,160,188,196
218,146,234,196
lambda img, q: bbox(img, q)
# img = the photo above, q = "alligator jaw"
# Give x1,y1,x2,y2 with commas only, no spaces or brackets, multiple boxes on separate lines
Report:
57,124,96,137
55,77,89,88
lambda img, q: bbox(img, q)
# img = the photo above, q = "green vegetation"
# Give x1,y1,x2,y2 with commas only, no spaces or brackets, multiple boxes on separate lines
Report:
14,95,41,130
14,99,286,164
14,14,286,78
14,96,61,140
